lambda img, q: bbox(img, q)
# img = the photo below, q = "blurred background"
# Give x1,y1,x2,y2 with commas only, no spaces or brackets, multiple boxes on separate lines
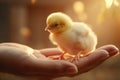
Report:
0,0,120,80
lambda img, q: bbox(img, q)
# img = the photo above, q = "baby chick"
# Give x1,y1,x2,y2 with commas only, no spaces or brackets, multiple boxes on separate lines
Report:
45,12,97,60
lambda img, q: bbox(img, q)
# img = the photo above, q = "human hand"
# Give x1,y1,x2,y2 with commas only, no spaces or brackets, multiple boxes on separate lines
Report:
40,45,119,77
0,43,77,80
70,45,119,76
0,43,119,80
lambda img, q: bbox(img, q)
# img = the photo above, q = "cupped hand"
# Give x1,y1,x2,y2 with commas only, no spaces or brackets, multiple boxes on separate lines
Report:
0,43,119,80
0,43,77,80
70,45,119,76
40,45,119,77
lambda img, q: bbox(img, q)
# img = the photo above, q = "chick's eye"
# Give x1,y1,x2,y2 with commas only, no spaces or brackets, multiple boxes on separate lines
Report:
54,24,59,27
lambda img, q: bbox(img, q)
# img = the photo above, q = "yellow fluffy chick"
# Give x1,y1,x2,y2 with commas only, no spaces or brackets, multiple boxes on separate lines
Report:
45,12,97,59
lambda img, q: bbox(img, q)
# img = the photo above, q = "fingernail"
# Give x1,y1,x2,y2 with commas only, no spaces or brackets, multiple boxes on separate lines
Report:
106,46,119,56
99,45,119,56
65,67,78,74
109,49,119,56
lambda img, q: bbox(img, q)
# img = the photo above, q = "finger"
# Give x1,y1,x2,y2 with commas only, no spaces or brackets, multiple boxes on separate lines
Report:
74,50,109,74
98,45,119,56
76,45,119,68
73,45,119,75
39,48,63,56
21,59,78,77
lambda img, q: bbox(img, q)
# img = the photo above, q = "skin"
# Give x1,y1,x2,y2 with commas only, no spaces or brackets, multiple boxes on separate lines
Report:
0,43,119,80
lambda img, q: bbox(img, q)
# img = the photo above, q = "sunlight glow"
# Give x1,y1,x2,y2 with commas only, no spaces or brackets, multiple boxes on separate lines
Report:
73,1,87,21
20,27,31,39
73,1,84,14
105,0,119,9
31,0,36,5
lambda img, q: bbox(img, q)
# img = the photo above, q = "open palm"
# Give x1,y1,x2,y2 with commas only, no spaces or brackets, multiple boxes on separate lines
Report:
0,43,119,80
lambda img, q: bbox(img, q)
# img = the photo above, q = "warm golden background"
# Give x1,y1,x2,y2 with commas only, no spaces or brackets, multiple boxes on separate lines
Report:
0,0,120,80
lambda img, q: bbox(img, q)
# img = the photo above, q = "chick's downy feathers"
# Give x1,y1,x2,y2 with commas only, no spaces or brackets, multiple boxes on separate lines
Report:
45,12,97,58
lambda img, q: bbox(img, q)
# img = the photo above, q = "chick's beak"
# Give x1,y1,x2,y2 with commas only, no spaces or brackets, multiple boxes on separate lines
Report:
45,25,51,31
